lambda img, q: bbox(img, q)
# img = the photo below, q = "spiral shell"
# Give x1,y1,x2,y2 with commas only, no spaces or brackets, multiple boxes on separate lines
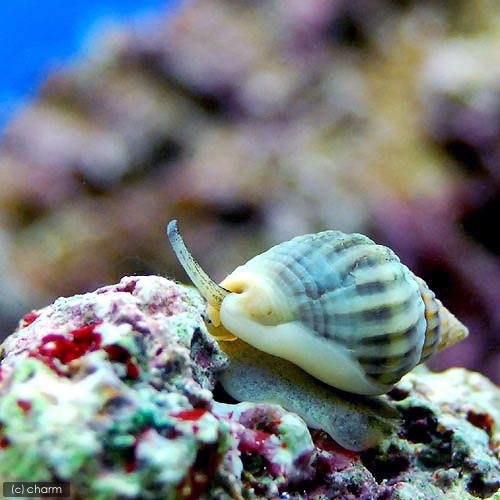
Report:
167,221,468,396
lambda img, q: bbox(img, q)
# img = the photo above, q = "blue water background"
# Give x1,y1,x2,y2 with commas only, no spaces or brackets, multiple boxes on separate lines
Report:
0,0,181,133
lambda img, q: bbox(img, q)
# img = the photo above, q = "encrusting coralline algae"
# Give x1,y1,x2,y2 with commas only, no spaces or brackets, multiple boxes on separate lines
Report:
0,275,499,499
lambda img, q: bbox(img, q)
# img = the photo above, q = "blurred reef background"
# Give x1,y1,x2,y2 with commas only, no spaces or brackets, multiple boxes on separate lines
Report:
1,0,500,384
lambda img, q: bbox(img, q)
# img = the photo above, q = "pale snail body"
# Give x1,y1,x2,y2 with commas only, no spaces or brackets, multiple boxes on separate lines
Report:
167,221,468,396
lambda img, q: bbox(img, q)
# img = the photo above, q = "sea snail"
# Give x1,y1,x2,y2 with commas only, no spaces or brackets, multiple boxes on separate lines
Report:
167,220,468,396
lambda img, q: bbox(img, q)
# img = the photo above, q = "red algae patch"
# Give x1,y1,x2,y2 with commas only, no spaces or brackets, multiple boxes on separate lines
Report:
30,323,102,374
172,409,209,421
21,311,39,328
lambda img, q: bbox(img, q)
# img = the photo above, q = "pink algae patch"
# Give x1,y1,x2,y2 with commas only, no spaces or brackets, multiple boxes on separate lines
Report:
312,430,359,470
238,427,290,476
239,428,275,454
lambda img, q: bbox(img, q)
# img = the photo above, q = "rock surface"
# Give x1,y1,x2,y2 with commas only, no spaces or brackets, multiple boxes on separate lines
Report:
0,276,499,499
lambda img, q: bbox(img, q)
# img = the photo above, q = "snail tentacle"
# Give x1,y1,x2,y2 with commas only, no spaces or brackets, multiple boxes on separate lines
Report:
167,220,230,309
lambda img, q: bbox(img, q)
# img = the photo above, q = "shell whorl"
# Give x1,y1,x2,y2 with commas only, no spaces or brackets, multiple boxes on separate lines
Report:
230,230,468,390
414,275,468,362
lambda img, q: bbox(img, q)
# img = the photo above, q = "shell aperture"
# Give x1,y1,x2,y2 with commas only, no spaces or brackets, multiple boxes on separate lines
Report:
167,222,469,395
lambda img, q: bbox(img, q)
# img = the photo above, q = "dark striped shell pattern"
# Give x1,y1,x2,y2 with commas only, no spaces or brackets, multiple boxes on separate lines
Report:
239,230,467,388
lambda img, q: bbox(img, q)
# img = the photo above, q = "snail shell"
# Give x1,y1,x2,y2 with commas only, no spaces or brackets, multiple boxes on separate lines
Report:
167,221,468,396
